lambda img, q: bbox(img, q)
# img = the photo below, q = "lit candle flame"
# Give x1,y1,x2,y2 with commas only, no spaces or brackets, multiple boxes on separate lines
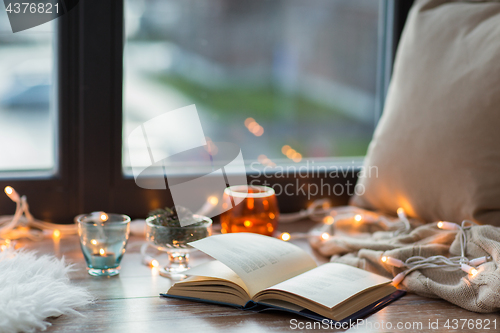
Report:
321,233,330,240
151,259,159,268
99,248,105,255
100,213,108,222
247,198,254,210
53,230,61,238
354,214,362,222
91,239,97,245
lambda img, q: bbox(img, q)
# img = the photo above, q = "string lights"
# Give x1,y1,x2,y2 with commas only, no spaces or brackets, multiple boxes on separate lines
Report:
195,196,219,216
244,118,264,137
281,145,302,163
277,203,487,286
278,203,411,243
140,242,162,269
0,238,13,251
280,232,291,241
257,154,276,167
278,198,332,223
394,208,411,235
0,186,77,245
381,220,489,286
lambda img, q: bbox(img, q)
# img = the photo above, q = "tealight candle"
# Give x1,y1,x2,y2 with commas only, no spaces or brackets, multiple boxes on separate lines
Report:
76,213,130,277
90,249,116,268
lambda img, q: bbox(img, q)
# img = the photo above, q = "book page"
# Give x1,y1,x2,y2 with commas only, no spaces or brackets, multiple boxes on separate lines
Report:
189,233,317,297
168,275,249,306
260,263,392,308
183,260,250,295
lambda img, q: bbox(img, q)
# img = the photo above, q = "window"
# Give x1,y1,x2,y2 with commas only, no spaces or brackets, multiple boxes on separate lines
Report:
0,0,414,221
123,0,381,174
0,9,56,174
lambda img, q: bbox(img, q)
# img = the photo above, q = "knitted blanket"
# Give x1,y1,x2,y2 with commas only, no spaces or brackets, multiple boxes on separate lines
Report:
311,213,500,313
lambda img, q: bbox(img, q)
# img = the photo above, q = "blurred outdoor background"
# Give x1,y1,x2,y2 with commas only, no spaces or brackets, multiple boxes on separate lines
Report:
123,0,381,171
0,0,380,173
0,8,55,172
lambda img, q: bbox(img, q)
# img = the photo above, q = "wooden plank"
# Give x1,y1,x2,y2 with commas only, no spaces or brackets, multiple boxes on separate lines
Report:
14,225,498,333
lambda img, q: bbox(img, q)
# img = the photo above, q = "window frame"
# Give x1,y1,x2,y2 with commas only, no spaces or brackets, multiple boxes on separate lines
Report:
0,7,80,223
0,0,414,222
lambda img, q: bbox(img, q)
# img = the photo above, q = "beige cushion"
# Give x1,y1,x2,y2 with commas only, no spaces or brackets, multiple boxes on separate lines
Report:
351,0,500,225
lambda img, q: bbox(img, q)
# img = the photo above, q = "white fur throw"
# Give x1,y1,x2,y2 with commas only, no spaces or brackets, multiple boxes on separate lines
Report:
0,249,92,333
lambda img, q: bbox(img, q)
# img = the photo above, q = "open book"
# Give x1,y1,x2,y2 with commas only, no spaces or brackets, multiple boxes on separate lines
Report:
162,233,404,322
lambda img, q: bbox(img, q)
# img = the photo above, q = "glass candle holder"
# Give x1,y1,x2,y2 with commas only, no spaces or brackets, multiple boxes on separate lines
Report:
221,185,279,236
145,214,212,278
76,213,131,277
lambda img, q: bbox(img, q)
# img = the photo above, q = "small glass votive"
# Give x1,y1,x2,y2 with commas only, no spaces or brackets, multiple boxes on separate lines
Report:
146,214,212,278
221,185,279,236
76,213,131,277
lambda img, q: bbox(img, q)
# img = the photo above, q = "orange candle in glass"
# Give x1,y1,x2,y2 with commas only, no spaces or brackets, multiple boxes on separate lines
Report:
221,185,279,236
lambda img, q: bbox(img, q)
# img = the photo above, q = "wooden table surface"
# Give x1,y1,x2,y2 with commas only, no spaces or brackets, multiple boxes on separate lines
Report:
21,221,499,333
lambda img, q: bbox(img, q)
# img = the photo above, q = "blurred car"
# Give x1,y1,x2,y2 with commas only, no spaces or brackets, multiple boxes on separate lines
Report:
0,82,51,109
0,57,52,109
